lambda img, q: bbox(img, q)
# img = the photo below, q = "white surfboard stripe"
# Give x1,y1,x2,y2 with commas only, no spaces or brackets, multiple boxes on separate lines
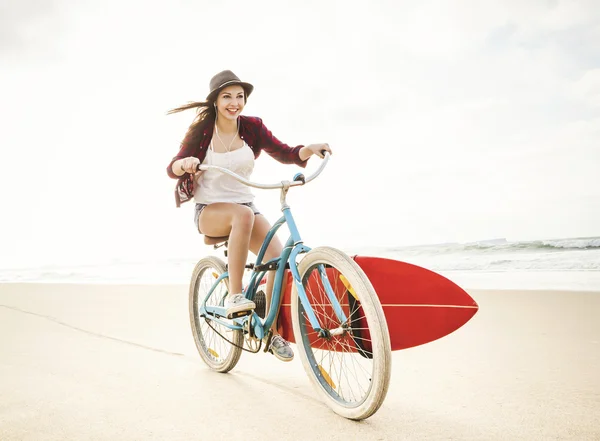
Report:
380,304,478,309
280,303,477,309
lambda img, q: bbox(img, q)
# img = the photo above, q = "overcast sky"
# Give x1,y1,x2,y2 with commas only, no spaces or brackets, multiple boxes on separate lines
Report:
1,0,599,267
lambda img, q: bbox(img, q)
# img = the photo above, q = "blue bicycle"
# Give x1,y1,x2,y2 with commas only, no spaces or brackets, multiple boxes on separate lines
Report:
188,153,392,420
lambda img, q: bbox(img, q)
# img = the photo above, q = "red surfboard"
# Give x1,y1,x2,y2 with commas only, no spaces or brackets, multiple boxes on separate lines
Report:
277,256,478,351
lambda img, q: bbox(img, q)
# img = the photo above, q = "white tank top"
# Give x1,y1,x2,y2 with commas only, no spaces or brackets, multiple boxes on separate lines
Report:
194,143,255,204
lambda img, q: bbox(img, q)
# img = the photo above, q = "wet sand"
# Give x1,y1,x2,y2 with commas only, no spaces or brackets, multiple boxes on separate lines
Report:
1,283,599,440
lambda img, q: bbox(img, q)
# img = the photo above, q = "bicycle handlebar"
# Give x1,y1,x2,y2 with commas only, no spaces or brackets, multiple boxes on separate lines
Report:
195,151,330,190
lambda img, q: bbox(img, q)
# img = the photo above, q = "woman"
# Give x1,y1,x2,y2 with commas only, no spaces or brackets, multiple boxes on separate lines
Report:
167,70,332,362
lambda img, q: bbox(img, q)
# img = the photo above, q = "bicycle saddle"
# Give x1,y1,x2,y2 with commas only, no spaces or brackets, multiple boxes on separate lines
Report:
204,235,229,246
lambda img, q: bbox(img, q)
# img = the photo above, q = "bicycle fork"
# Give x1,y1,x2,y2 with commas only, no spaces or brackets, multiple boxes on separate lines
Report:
289,246,349,338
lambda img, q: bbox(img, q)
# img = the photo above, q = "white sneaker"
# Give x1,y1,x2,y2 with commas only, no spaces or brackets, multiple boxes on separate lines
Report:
225,293,256,318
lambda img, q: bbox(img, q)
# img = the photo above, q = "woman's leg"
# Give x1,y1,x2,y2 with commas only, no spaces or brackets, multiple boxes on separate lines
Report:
248,214,284,334
199,203,255,294
248,214,294,361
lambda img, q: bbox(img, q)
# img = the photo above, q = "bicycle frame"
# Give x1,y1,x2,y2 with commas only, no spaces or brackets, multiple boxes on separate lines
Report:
197,154,348,340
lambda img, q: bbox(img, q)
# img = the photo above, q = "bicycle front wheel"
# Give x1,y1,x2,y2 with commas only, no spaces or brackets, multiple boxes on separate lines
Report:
291,247,392,420
189,256,243,373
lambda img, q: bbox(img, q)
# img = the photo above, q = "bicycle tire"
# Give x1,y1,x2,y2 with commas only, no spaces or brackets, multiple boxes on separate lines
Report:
291,247,392,420
189,256,243,373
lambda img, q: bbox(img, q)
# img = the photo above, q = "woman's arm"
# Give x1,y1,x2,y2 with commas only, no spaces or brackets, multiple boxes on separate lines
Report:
170,157,200,177
299,143,332,161
167,134,202,179
254,117,332,166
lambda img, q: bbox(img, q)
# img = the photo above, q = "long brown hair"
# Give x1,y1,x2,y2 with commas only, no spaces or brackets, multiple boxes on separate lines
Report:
167,99,216,149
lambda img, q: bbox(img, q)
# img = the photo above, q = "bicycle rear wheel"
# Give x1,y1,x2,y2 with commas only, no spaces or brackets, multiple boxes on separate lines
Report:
189,256,243,373
291,247,391,420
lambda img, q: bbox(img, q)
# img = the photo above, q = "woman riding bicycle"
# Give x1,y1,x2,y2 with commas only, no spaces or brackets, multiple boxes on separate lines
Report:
166,70,332,361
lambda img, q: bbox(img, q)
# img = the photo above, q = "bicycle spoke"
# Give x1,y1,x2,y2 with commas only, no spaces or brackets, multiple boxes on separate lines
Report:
297,264,378,406
190,257,243,373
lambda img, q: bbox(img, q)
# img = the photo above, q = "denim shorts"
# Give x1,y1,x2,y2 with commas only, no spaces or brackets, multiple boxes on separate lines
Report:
194,202,261,234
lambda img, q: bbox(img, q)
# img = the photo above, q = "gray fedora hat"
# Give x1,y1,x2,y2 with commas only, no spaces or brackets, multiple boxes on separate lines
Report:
206,70,254,101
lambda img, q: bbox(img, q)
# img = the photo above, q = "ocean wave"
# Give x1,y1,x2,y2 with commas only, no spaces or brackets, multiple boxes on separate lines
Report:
462,238,600,252
2,236,599,286
397,237,600,254
539,238,600,249
366,236,600,273
436,259,600,272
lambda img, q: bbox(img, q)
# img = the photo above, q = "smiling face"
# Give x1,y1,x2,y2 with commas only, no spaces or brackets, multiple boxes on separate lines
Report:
215,85,246,121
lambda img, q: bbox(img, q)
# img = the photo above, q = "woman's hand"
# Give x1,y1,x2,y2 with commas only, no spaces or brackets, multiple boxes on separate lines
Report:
174,156,200,175
300,143,332,160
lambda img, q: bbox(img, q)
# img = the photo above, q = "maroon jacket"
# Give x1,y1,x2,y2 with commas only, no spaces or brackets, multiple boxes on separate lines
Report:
167,116,308,206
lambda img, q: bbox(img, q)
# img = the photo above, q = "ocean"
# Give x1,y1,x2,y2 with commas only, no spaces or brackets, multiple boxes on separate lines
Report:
1,236,599,291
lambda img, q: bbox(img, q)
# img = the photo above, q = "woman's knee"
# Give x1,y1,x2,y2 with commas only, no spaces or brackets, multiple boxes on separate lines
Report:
233,205,255,231
198,203,255,237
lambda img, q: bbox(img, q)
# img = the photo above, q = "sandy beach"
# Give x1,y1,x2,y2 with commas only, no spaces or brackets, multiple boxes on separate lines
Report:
1,283,599,440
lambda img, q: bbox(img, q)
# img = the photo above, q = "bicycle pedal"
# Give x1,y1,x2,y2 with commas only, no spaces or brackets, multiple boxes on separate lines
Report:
226,309,253,320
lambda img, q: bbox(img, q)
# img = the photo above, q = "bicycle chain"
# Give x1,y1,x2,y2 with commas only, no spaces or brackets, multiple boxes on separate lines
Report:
204,317,263,354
